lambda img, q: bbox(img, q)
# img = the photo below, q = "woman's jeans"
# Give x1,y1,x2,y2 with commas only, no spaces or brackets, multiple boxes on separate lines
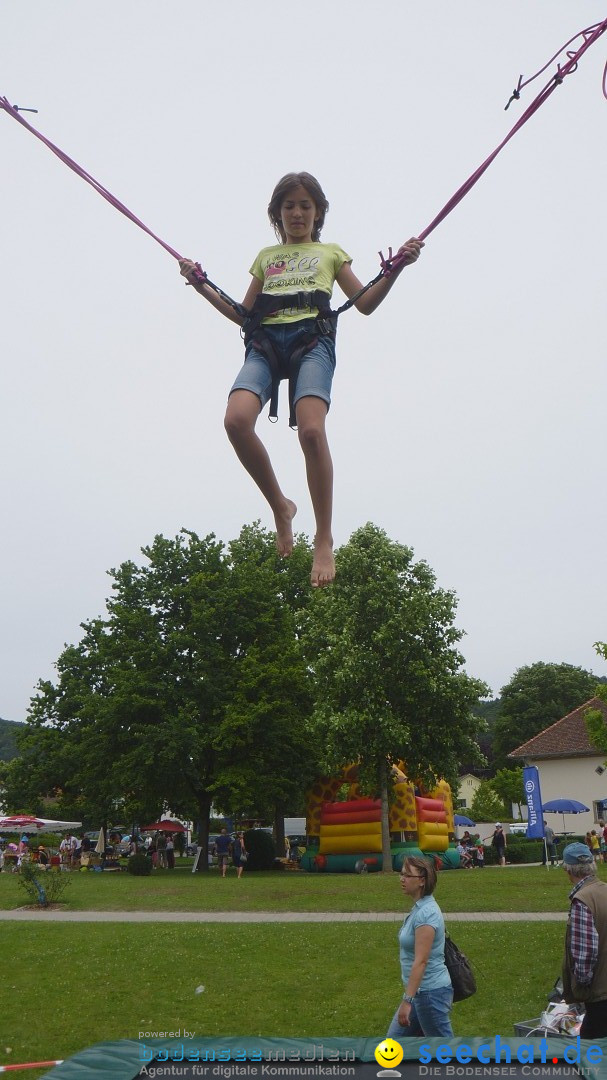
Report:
387,986,454,1038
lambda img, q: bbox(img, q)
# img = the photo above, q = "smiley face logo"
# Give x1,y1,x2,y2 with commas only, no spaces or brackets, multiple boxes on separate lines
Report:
374,1039,404,1070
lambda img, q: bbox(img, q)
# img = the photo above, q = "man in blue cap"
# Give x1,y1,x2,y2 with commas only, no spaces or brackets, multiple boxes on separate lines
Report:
562,841,607,1038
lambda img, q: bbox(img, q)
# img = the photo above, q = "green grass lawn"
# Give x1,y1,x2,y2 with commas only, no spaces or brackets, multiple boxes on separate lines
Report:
0,859,595,912
0,861,587,1079
0,921,563,1079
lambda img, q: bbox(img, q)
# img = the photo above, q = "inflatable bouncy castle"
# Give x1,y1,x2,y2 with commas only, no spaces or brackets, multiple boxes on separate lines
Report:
299,762,460,873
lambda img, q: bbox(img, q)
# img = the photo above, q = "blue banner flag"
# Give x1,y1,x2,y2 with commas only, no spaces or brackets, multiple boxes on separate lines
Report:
523,766,545,838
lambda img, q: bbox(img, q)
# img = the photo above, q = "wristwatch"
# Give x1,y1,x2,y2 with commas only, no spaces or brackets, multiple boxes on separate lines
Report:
403,994,415,1004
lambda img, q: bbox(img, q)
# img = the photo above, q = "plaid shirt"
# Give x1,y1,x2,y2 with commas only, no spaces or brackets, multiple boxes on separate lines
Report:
569,879,599,985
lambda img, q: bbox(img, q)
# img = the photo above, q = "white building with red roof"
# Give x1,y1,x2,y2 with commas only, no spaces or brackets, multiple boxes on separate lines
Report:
508,696,607,836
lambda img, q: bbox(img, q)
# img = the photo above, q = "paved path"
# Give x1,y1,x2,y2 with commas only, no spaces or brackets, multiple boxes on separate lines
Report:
0,909,568,922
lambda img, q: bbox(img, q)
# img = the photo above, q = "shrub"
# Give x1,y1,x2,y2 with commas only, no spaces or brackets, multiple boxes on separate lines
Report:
33,831,63,849
503,839,544,864
480,834,584,866
17,860,71,907
243,829,275,871
127,852,152,876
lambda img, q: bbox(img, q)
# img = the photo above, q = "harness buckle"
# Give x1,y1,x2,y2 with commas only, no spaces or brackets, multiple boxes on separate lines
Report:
316,316,334,336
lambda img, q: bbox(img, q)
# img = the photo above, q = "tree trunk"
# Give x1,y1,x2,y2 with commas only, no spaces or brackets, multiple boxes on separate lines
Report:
273,806,287,858
193,793,213,872
379,758,393,873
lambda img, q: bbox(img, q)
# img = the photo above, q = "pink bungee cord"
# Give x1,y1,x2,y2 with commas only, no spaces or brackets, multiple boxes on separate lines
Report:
2,15,607,309
420,16,607,244
0,93,241,310
0,1061,64,1073
373,14,607,285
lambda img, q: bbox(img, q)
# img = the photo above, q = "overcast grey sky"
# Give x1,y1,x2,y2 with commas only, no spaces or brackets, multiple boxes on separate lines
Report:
2,2,606,723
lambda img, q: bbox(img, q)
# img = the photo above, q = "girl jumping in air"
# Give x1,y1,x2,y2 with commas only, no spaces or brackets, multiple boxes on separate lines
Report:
179,172,423,588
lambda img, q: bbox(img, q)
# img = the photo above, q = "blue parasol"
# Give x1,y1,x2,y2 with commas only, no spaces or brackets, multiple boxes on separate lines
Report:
542,798,589,835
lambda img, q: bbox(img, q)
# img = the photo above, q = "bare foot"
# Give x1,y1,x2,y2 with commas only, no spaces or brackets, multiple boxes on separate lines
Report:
311,537,335,588
274,499,297,557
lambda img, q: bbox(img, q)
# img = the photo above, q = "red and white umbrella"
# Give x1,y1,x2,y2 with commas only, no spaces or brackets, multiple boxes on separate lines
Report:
0,815,82,834
0,815,46,833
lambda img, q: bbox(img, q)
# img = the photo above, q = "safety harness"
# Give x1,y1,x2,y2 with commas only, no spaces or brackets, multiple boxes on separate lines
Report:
242,290,337,428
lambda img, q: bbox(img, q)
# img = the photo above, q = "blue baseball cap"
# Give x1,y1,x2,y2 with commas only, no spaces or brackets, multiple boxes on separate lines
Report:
562,842,594,866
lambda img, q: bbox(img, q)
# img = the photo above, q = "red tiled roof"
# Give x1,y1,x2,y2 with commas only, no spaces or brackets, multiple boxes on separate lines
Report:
508,696,607,760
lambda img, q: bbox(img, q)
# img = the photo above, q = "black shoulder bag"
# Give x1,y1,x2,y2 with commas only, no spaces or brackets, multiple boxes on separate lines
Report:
444,933,477,1001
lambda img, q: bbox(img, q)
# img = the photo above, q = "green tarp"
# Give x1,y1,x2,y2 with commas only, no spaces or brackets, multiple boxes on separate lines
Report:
40,1035,605,1080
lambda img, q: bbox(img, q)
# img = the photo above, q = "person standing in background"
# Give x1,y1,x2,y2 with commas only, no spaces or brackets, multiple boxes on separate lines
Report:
484,823,506,867
156,831,167,869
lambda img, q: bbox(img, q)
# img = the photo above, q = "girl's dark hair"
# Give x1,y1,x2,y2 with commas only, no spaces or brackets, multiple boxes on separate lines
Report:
268,172,329,243
404,855,437,896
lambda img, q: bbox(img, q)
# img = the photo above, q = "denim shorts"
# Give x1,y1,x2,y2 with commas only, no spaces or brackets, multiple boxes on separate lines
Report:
229,320,337,411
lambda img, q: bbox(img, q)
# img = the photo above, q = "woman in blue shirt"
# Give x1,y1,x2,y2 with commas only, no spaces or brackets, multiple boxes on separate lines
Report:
387,855,453,1038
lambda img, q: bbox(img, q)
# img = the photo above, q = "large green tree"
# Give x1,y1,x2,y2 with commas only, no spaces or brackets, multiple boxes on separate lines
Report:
469,781,506,824
490,767,524,818
303,523,487,870
199,525,319,856
7,526,319,866
493,661,598,769
584,642,607,755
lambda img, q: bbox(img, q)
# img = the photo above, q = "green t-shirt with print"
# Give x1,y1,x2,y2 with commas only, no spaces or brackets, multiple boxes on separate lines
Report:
249,242,351,324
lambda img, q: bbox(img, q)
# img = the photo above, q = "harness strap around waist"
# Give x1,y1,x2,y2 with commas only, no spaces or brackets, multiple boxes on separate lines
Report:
248,325,324,428
242,289,334,342
244,291,337,428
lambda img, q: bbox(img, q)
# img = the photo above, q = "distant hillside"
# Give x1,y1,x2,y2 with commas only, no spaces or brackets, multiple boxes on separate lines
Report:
0,717,22,761
463,697,502,775
473,697,502,726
